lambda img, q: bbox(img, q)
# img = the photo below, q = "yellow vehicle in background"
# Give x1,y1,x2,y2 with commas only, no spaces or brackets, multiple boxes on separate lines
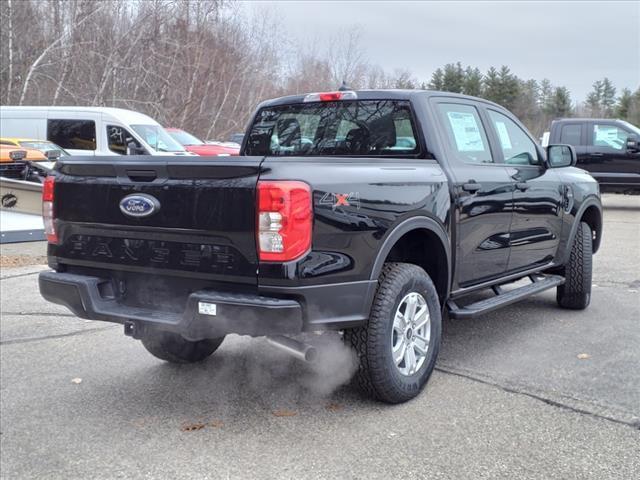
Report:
0,137,69,157
0,144,54,182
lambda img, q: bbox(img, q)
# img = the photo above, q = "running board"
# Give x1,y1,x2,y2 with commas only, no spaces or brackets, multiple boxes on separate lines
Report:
447,274,565,319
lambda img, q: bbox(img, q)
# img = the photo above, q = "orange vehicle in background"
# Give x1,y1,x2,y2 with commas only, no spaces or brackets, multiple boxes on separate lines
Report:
0,145,48,180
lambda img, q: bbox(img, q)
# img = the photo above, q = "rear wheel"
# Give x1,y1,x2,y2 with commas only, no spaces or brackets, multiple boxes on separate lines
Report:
141,330,224,364
345,263,442,404
557,221,592,310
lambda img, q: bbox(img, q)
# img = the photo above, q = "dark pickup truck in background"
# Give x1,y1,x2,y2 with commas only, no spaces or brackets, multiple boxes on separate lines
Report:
39,90,602,403
549,118,640,192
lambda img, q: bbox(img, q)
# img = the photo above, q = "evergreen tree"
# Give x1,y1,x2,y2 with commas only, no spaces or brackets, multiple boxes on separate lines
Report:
628,88,640,126
601,77,617,116
482,65,520,110
462,67,483,97
497,65,520,111
483,67,501,104
586,80,604,116
549,87,572,118
514,79,540,134
616,88,632,120
441,62,465,93
539,79,553,113
422,62,635,134
428,68,444,90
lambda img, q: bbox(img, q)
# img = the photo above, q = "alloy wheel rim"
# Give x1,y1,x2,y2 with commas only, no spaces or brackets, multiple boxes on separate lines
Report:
391,292,430,376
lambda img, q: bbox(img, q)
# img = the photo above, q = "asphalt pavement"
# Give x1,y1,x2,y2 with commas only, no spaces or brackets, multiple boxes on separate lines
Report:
1,194,639,479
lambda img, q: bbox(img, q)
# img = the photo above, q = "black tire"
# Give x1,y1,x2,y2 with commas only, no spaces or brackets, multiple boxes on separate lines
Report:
557,221,592,310
140,330,224,364
344,263,442,404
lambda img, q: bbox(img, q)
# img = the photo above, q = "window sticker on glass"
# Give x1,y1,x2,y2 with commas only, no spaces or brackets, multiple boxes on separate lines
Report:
594,125,624,150
446,111,484,151
495,121,513,150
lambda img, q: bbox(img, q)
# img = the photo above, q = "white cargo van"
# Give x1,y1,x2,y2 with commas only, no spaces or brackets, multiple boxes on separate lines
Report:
0,107,195,156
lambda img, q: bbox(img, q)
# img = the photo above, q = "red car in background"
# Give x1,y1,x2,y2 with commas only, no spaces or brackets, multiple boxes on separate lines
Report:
165,128,240,156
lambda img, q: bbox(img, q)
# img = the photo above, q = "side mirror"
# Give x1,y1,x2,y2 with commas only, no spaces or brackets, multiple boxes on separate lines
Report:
126,141,146,156
626,134,638,152
547,144,577,168
46,149,61,160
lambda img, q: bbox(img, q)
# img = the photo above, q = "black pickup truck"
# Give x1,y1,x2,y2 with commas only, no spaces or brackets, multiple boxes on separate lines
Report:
39,90,602,403
549,118,640,192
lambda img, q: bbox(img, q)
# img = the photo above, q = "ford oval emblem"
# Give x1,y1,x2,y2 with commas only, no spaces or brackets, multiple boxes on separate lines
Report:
119,194,160,218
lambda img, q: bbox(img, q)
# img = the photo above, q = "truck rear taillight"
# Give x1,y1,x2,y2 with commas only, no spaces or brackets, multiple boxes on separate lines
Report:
257,181,312,262
42,176,58,244
303,91,357,102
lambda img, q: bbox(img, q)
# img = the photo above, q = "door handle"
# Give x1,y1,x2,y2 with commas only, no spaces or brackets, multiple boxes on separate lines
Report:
590,153,604,157
515,182,529,191
461,182,481,192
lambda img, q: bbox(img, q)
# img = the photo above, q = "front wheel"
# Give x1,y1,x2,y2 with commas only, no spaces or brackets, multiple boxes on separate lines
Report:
141,330,224,364
344,263,442,404
557,221,593,310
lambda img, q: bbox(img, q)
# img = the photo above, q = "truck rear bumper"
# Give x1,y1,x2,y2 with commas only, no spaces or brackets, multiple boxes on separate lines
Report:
38,271,375,340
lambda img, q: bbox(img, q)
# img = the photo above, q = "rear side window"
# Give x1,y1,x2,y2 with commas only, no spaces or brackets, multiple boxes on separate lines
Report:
245,100,419,157
436,103,493,164
560,124,582,145
47,119,96,151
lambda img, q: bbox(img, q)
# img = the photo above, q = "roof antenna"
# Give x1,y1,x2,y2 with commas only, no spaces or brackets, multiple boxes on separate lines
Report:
338,81,352,91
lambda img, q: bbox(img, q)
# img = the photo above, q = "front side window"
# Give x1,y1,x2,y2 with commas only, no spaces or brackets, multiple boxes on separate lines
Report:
130,125,185,153
560,124,582,145
245,100,419,157
436,103,493,164
487,110,540,166
107,125,144,155
592,124,627,150
47,119,96,151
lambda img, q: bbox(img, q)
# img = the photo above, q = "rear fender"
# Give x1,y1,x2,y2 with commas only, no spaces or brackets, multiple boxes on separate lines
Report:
370,216,452,301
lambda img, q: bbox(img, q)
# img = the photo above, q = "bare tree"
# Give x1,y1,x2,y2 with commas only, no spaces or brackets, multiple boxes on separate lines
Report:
18,2,105,105
3,0,630,141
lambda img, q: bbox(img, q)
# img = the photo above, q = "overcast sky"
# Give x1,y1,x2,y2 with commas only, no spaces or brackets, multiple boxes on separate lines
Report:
243,0,639,103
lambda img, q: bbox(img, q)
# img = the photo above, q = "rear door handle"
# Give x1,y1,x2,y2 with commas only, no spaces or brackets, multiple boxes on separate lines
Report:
461,182,481,192
590,153,604,157
515,182,529,191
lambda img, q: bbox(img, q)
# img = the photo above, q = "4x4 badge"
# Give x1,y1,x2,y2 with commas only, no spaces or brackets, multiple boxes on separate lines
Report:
319,192,361,210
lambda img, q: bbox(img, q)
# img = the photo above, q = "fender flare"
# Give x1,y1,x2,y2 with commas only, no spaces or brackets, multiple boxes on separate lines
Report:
369,216,452,298
565,197,603,257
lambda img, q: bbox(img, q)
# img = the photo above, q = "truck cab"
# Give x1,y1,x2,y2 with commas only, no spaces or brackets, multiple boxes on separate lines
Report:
549,118,640,192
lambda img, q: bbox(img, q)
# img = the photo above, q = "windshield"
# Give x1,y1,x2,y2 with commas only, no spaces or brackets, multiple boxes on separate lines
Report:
244,100,419,157
18,141,69,156
130,125,186,153
167,130,204,146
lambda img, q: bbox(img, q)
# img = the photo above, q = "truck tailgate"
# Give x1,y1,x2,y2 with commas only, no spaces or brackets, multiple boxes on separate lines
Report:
51,156,263,285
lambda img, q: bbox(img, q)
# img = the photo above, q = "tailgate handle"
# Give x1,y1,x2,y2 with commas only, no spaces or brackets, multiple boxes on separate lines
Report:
126,170,157,182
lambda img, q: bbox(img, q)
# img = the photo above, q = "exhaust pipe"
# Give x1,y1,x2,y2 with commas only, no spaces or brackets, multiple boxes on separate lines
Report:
266,335,318,363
